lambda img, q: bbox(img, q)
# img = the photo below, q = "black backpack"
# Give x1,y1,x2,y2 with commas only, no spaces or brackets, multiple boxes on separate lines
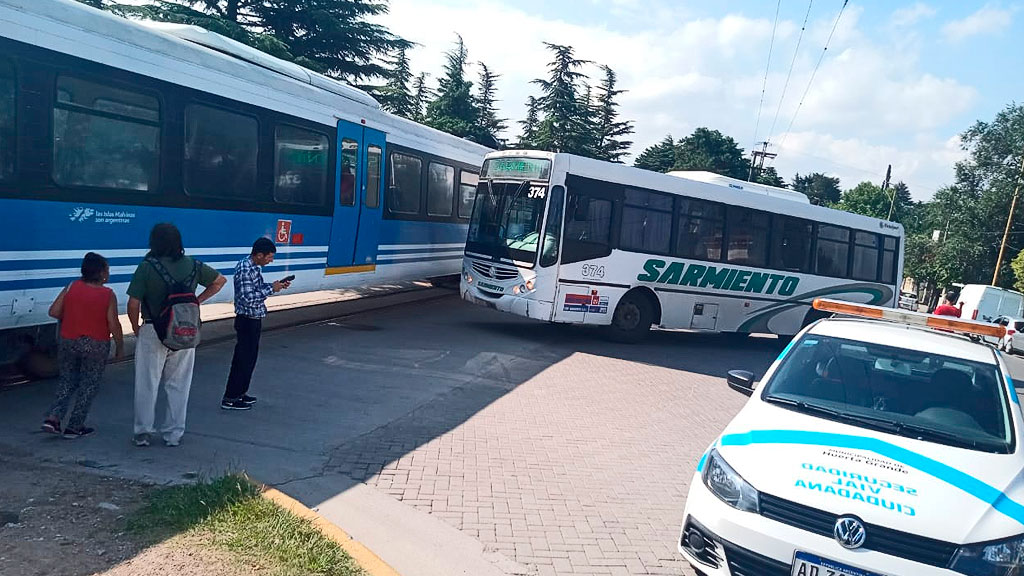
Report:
146,256,202,350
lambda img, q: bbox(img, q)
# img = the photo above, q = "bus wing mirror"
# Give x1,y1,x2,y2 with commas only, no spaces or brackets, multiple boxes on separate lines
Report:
727,370,757,396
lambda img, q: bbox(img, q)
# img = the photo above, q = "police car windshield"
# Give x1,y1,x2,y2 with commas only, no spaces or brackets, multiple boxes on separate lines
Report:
762,335,1014,453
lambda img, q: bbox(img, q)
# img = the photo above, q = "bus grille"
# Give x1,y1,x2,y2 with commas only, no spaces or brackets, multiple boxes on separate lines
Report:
472,261,519,280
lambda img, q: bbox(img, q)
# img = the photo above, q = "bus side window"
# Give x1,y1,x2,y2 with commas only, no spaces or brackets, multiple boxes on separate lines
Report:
771,216,812,273
0,58,14,181
540,185,565,267
562,192,612,264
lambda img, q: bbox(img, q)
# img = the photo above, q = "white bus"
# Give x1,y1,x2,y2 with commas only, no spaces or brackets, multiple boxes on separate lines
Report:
460,151,904,341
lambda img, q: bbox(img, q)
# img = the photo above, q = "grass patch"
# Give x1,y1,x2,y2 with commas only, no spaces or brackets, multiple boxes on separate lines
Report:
129,474,365,576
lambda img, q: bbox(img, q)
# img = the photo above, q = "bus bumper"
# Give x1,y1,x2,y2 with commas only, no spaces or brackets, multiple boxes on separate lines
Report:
461,285,554,322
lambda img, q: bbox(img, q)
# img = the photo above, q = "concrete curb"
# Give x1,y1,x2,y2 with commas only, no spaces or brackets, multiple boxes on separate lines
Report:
262,486,402,576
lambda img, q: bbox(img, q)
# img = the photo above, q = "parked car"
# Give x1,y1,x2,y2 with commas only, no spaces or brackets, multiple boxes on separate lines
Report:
897,291,918,311
990,315,1024,354
957,284,1024,323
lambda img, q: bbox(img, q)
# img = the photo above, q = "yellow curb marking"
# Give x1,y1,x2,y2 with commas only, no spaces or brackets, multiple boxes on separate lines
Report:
325,264,377,276
262,487,401,576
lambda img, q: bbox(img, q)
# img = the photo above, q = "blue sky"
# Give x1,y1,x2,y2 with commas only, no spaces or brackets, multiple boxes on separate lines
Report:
378,1,1023,200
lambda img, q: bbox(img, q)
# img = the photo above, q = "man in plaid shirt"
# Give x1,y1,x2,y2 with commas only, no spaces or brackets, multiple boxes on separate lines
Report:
221,237,290,410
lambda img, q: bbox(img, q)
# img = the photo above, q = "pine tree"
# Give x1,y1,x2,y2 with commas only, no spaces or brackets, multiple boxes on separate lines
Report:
593,65,633,163
532,43,592,155
424,35,484,141
410,73,433,123
476,63,507,148
379,46,415,118
517,96,540,149
634,135,676,172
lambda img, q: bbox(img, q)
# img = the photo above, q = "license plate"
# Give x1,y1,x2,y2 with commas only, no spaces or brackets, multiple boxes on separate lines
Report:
791,552,884,576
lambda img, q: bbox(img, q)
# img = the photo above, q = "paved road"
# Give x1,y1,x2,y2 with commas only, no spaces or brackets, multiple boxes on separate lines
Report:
2,294,1021,576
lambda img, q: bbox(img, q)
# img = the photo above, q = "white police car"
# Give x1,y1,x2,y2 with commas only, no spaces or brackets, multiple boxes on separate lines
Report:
679,299,1022,576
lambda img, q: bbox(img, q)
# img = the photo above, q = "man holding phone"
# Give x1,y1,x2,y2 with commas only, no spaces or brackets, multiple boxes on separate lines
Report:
221,237,291,411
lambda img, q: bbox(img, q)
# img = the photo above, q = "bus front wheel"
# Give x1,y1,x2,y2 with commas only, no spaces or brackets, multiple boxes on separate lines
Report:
608,293,653,343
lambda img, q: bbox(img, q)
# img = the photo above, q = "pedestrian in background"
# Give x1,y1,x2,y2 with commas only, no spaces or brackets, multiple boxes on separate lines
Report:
127,223,225,447
221,237,290,410
933,292,962,318
42,252,124,438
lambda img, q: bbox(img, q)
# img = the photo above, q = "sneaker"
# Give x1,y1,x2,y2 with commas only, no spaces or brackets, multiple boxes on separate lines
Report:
221,398,252,411
62,426,94,439
164,438,180,447
133,433,151,447
240,394,258,405
42,419,62,435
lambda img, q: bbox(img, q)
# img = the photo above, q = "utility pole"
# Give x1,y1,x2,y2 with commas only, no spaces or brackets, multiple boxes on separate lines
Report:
747,141,777,182
992,153,1024,285
881,164,895,220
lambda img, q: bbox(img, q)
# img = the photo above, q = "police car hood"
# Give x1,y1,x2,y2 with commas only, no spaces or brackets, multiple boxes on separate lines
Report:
717,404,1024,544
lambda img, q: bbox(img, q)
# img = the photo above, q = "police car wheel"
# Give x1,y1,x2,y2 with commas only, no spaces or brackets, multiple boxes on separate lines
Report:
608,294,652,344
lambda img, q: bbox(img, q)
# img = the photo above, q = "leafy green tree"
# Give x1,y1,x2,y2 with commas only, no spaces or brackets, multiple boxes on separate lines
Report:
424,36,484,141
379,46,415,118
836,181,915,223
476,63,507,148
90,0,409,83
410,73,432,122
634,135,676,172
532,43,593,155
672,128,751,180
1012,249,1024,294
791,172,841,206
755,166,785,187
517,96,541,149
593,65,633,163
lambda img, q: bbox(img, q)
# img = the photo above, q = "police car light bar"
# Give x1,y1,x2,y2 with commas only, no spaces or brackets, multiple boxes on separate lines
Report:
811,298,1006,339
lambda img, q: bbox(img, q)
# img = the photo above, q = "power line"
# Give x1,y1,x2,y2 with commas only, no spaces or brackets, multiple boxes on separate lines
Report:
752,0,782,147
770,0,850,164
766,0,813,144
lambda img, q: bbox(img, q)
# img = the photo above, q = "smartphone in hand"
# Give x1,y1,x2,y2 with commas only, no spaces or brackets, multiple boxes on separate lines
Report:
280,275,295,283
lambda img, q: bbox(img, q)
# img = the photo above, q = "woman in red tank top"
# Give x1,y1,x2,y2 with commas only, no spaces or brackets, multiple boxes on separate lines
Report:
42,253,125,438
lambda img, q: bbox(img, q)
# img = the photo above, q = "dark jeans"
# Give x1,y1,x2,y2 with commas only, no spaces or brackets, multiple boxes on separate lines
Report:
224,316,262,400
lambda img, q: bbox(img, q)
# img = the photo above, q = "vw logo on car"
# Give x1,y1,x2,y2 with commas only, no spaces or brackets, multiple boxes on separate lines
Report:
833,517,866,549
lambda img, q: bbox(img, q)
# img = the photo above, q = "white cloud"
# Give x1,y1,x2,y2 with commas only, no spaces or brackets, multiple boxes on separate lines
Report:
891,3,937,28
378,0,981,201
942,4,1013,42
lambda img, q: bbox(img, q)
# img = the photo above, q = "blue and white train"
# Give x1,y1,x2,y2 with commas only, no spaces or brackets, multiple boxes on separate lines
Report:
0,0,492,367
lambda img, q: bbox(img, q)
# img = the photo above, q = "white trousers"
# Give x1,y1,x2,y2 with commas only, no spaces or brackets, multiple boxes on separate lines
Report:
134,324,195,443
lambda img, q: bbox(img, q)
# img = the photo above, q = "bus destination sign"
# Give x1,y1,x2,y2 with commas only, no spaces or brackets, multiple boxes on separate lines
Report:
484,158,551,180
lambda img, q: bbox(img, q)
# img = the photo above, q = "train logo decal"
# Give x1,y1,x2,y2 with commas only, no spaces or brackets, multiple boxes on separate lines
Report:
69,207,95,222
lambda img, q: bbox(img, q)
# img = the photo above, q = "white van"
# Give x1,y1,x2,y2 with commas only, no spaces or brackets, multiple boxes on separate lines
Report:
957,284,1024,323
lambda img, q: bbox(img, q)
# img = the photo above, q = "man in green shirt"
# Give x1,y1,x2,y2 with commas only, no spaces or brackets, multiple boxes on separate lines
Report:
127,223,226,447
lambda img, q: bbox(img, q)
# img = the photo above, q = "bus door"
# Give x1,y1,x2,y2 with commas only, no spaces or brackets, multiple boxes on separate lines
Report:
327,120,384,268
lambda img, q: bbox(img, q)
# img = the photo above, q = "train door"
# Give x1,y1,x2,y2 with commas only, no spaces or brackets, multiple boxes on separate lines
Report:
327,120,384,268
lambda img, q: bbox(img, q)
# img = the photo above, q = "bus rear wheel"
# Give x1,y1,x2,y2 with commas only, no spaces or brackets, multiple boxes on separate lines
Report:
608,293,653,344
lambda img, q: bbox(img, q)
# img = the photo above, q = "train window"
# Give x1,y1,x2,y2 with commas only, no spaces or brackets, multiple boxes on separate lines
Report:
0,59,14,181
273,125,328,205
53,76,160,191
816,225,851,278
458,170,478,219
388,152,421,214
184,104,258,200
366,145,382,209
339,138,358,206
427,162,455,217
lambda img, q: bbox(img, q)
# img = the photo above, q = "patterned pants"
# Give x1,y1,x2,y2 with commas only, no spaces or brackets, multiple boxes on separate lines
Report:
46,337,109,430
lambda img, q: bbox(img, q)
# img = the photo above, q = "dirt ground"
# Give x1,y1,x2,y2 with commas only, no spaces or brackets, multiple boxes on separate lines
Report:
0,457,257,576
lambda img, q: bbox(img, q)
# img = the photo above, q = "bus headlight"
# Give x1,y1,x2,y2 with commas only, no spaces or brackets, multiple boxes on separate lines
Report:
525,279,535,291
513,284,526,295
951,534,1024,575
702,449,759,513
464,270,473,284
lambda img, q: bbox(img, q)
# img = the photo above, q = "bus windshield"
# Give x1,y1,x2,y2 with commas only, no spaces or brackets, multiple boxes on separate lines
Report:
466,180,548,266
